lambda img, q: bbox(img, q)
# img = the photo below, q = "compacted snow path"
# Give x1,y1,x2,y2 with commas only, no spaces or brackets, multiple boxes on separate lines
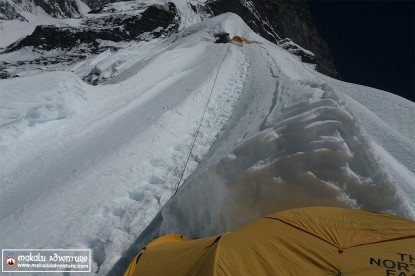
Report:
109,23,415,274
0,16,250,273
159,41,414,239
1,12,414,276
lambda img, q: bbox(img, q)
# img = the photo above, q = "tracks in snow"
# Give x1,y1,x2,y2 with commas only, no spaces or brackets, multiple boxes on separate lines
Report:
90,44,249,273
158,44,413,239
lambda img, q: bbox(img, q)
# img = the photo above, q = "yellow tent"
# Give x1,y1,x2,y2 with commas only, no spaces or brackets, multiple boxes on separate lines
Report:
230,36,252,44
124,207,415,276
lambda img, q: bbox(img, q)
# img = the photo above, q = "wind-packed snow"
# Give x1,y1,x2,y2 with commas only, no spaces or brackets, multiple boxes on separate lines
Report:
159,35,415,238
0,7,414,276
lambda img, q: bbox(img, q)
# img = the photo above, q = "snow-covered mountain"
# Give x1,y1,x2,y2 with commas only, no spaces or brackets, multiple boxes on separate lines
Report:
1,1,414,275
0,0,86,19
0,0,338,79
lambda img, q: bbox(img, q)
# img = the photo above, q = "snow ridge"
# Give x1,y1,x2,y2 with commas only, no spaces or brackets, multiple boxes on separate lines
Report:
0,17,250,273
159,37,415,238
0,8,414,276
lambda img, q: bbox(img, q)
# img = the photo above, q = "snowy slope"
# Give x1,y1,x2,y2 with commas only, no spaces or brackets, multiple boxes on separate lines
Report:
0,0,202,49
1,10,414,276
158,26,415,237
0,3,82,49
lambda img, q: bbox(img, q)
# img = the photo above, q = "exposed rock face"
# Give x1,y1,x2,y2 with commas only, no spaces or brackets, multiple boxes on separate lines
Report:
33,0,81,18
6,2,179,52
1,2,180,82
0,0,26,20
82,0,112,11
83,0,137,11
9,0,82,18
1,0,339,79
279,38,315,64
123,3,179,38
7,25,127,52
205,0,339,78
1,0,131,19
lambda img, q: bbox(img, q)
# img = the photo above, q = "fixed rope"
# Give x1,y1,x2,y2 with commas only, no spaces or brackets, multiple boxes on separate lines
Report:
174,45,231,194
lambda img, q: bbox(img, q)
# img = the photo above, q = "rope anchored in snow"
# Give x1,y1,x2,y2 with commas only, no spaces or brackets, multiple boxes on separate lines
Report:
173,45,231,194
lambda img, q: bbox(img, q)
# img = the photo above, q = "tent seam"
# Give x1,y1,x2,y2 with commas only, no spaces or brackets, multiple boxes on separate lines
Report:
212,232,228,276
265,217,344,274
265,216,341,249
265,216,415,250
345,235,415,249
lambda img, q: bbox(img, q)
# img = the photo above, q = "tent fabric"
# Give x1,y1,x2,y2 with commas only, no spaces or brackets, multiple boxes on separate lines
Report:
124,207,415,276
230,36,252,44
123,234,189,276
144,233,188,248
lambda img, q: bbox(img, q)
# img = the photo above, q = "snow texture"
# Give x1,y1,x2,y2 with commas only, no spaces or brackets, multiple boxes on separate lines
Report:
0,5,414,276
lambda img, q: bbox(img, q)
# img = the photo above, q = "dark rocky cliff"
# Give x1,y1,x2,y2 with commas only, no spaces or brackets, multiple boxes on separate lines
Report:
6,2,179,52
1,2,180,81
8,0,82,18
1,0,339,79
0,0,26,20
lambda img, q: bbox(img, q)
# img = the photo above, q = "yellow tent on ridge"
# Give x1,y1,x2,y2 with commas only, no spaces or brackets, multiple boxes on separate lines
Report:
230,36,252,44
124,207,415,276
